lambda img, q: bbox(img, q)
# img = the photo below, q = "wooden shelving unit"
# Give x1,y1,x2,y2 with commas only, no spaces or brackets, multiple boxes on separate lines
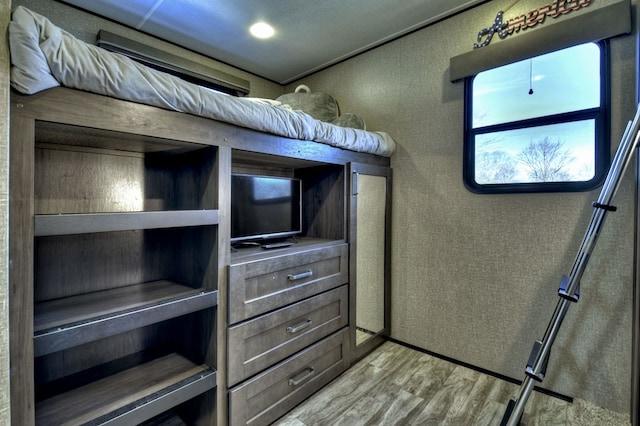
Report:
10,89,223,424
9,87,391,425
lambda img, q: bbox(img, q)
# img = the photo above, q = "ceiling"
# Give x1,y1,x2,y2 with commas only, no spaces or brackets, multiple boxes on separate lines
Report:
60,0,486,84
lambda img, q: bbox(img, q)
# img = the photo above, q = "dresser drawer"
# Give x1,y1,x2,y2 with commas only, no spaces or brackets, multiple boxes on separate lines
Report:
228,243,348,324
229,328,349,426
228,285,348,387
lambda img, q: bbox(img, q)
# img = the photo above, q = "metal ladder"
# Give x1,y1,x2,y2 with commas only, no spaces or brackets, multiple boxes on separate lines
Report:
501,106,640,426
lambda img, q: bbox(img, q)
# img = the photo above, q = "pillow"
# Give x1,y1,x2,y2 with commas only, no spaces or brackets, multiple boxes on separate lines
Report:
9,6,60,94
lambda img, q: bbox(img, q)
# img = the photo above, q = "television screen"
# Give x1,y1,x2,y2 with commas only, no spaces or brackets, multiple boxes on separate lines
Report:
231,174,302,242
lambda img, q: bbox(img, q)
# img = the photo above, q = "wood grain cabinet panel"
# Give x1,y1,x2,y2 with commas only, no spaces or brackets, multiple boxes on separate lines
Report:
229,329,349,426
228,243,348,324
228,285,347,386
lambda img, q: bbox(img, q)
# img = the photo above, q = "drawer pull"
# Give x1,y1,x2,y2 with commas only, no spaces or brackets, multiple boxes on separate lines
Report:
288,367,315,387
286,318,313,334
287,270,313,281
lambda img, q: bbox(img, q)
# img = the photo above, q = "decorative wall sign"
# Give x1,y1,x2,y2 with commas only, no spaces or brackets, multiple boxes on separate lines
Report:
474,0,592,48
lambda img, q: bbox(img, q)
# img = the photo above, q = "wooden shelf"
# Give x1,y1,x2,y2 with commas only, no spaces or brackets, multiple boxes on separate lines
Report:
140,411,188,425
35,210,219,236
35,353,216,425
230,238,345,262
36,120,211,155
34,281,218,357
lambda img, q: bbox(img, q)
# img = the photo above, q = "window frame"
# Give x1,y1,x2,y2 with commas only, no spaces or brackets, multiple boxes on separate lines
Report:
463,40,610,194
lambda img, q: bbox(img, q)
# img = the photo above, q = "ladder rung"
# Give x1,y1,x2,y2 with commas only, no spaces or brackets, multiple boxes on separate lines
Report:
525,340,547,382
558,274,580,302
593,201,617,212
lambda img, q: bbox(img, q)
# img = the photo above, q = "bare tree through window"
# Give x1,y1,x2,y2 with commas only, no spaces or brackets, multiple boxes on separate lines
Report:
476,151,517,184
517,137,574,182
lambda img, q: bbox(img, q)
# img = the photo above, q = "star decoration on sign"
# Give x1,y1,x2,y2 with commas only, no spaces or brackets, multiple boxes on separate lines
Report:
474,11,509,49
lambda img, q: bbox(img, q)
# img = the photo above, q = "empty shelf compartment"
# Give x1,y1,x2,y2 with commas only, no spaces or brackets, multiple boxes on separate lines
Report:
34,281,218,356
35,353,216,425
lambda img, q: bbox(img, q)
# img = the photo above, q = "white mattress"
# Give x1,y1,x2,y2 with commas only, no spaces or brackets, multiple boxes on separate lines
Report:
9,6,396,157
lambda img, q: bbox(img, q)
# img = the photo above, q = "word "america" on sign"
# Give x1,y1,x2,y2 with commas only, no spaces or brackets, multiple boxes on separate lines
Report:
474,0,591,48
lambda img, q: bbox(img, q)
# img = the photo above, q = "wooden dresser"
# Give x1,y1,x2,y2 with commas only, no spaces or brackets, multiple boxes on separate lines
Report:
227,241,350,425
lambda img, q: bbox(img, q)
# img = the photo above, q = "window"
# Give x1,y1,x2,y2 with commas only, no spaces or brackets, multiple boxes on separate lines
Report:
464,42,609,193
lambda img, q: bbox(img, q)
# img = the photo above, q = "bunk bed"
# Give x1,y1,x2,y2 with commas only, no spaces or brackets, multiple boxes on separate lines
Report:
8,6,393,425
9,6,396,157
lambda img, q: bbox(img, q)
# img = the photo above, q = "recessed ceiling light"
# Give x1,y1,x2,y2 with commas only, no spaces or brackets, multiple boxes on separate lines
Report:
250,22,275,39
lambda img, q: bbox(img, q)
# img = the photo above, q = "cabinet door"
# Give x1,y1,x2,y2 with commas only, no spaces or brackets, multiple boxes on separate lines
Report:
348,162,391,361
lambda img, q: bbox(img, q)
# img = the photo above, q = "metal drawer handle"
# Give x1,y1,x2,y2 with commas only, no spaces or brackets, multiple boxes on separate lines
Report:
288,367,315,387
286,318,313,334
287,270,313,281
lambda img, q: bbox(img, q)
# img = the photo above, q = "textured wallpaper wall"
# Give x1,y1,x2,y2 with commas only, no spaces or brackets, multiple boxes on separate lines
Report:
287,0,637,414
1,0,10,423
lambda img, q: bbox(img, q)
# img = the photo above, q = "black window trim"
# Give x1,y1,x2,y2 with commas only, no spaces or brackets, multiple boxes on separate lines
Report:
463,40,611,194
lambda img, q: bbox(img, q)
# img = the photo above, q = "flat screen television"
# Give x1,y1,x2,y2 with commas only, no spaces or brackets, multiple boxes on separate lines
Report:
231,174,302,243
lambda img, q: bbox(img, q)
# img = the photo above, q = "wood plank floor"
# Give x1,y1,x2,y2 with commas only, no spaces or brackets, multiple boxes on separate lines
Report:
273,341,630,426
